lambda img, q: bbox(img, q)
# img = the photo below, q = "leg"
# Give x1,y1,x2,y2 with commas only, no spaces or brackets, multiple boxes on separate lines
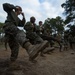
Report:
26,32,46,57
41,34,62,52
4,36,8,51
7,37,22,70
69,42,73,49
26,32,43,44
8,37,19,62
4,24,48,63
16,31,48,61
5,41,8,50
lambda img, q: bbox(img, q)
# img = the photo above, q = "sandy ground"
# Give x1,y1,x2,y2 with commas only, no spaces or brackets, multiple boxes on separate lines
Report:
0,44,75,75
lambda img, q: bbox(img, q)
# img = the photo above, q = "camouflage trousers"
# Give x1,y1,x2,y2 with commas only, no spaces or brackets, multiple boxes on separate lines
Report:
3,22,28,61
26,32,43,44
7,36,19,61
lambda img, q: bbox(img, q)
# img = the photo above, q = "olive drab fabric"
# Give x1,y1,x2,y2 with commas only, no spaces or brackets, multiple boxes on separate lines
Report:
3,3,29,62
24,21,44,44
3,3,48,63
3,3,25,26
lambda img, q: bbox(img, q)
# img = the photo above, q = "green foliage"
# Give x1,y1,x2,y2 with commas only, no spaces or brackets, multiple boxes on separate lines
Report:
44,18,53,34
61,0,75,24
44,16,64,35
55,16,64,34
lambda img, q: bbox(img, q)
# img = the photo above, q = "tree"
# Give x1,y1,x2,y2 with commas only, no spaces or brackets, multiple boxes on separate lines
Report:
55,16,64,34
44,18,53,35
61,0,75,24
44,16,64,35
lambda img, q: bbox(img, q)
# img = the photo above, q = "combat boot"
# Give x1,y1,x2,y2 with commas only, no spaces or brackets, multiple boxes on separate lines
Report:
23,40,48,60
43,47,55,54
40,52,46,57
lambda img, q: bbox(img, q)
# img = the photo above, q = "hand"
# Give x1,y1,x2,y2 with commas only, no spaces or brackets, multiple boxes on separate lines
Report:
21,12,24,16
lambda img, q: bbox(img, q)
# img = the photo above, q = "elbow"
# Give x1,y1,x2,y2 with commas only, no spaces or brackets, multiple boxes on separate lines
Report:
3,3,9,12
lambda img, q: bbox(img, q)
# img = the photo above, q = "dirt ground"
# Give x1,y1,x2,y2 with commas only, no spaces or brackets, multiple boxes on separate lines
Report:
0,44,75,75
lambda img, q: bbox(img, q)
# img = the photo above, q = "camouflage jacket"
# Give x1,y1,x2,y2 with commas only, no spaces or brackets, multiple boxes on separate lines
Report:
35,25,44,35
3,3,25,26
24,22,37,32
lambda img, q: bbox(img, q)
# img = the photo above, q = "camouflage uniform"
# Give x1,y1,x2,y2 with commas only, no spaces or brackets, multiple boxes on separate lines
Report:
3,3,48,62
24,19,55,56
24,19,49,56
24,21,44,44
36,21,62,51
3,3,27,61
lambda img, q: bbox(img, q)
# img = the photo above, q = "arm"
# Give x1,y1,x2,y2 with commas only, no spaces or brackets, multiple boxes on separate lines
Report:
18,12,26,27
21,12,26,25
24,22,34,32
3,3,16,13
